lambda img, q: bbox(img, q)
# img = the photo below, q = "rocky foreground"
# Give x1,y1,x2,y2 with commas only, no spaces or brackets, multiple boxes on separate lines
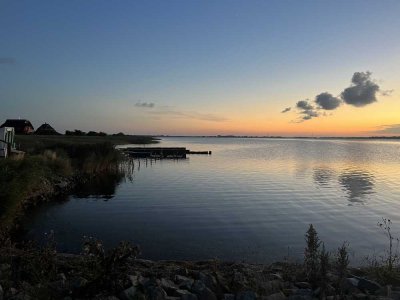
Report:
0,254,399,300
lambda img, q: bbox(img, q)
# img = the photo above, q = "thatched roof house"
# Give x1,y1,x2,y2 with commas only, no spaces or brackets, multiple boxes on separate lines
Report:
35,123,60,135
0,119,34,134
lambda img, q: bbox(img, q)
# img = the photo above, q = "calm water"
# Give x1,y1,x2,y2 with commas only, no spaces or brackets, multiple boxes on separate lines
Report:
22,138,400,264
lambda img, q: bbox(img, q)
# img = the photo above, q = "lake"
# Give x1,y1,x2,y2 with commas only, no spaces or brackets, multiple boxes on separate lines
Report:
22,137,400,264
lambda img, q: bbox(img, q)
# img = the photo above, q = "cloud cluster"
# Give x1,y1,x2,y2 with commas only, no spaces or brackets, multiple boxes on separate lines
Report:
296,100,319,120
315,92,341,110
282,71,391,122
372,124,400,135
135,102,155,108
149,109,227,122
341,71,379,107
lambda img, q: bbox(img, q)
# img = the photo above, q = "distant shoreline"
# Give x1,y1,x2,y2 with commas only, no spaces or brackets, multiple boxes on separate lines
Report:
156,135,400,140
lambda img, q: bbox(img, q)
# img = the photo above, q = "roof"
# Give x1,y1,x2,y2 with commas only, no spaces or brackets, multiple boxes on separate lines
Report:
0,119,34,129
35,123,60,135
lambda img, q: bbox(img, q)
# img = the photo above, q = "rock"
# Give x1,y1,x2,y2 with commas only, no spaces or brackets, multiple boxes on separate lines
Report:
263,280,283,294
347,277,381,294
69,276,88,290
148,286,168,300
190,281,216,300
120,286,138,300
282,289,297,296
10,288,18,296
354,293,367,300
138,275,150,287
233,271,247,287
161,278,178,294
165,297,180,300
294,289,312,296
174,289,192,297
287,289,313,300
181,294,198,300
0,284,3,300
236,290,258,300
270,273,283,281
135,259,155,267
295,282,311,289
266,292,286,300
198,272,217,290
215,272,230,293
357,278,381,294
129,275,139,286
287,296,312,300
223,294,235,300
191,280,206,294
176,275,194,290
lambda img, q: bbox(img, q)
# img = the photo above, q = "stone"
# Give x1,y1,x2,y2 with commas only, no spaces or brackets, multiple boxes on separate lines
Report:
357,278,381,294
161,278,178,294
129,275,139,286
354,293,367,300
70,277,88,290
176,275,194,290
198,272,217,290
287,296,312,300
181,294,198,300
270,273,283,281
173,289,192,297
148,286,168,300
190,281,216,300
223,294,235,300
236,290,258,300
295,282,311,289
263,280,283,294
120,286,138,300
138,275,150,287
191,280,206,295
294,289,312,296
197,287,216,300
266,292,286,300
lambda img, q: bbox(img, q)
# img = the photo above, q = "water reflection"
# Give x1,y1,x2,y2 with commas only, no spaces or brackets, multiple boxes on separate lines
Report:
313,167,335,187
339,169,375,203
73,172,126,199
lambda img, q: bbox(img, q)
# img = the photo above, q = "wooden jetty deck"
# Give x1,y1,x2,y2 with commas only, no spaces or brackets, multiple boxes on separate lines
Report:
121,147,211,158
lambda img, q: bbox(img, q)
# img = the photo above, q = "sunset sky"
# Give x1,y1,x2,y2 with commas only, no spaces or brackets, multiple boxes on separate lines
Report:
0,0,399,136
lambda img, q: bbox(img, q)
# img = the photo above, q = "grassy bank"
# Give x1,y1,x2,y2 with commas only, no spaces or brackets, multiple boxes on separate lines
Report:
15,134,158,154
0,135,158,232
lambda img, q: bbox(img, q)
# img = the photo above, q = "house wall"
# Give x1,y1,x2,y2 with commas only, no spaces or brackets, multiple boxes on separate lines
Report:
0,128,6,157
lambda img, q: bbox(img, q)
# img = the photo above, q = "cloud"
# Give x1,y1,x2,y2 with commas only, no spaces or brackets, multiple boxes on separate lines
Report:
381,89,394,97
372,124,400,135
315,92,341,110
135,102,155,108
281,107,291,113
341,71,380,107
296,100,319,121
0,57,15,65
148,109,227,122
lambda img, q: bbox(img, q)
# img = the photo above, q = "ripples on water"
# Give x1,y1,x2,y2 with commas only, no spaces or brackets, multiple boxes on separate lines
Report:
22,138,400,264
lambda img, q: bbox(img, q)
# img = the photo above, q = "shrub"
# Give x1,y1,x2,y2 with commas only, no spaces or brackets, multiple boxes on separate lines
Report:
304,224,321,286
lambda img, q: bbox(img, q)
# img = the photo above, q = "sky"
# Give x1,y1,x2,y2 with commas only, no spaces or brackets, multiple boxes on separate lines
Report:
0,0,399,136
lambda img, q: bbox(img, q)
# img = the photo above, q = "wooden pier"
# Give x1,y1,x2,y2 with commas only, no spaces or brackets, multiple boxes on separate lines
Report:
121,147,211,158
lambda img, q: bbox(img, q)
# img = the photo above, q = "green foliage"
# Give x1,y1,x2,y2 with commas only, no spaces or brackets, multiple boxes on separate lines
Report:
378,218,399,271
336,242,350,296
304,224,321,286
318,243,330,298
0,154,72,224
